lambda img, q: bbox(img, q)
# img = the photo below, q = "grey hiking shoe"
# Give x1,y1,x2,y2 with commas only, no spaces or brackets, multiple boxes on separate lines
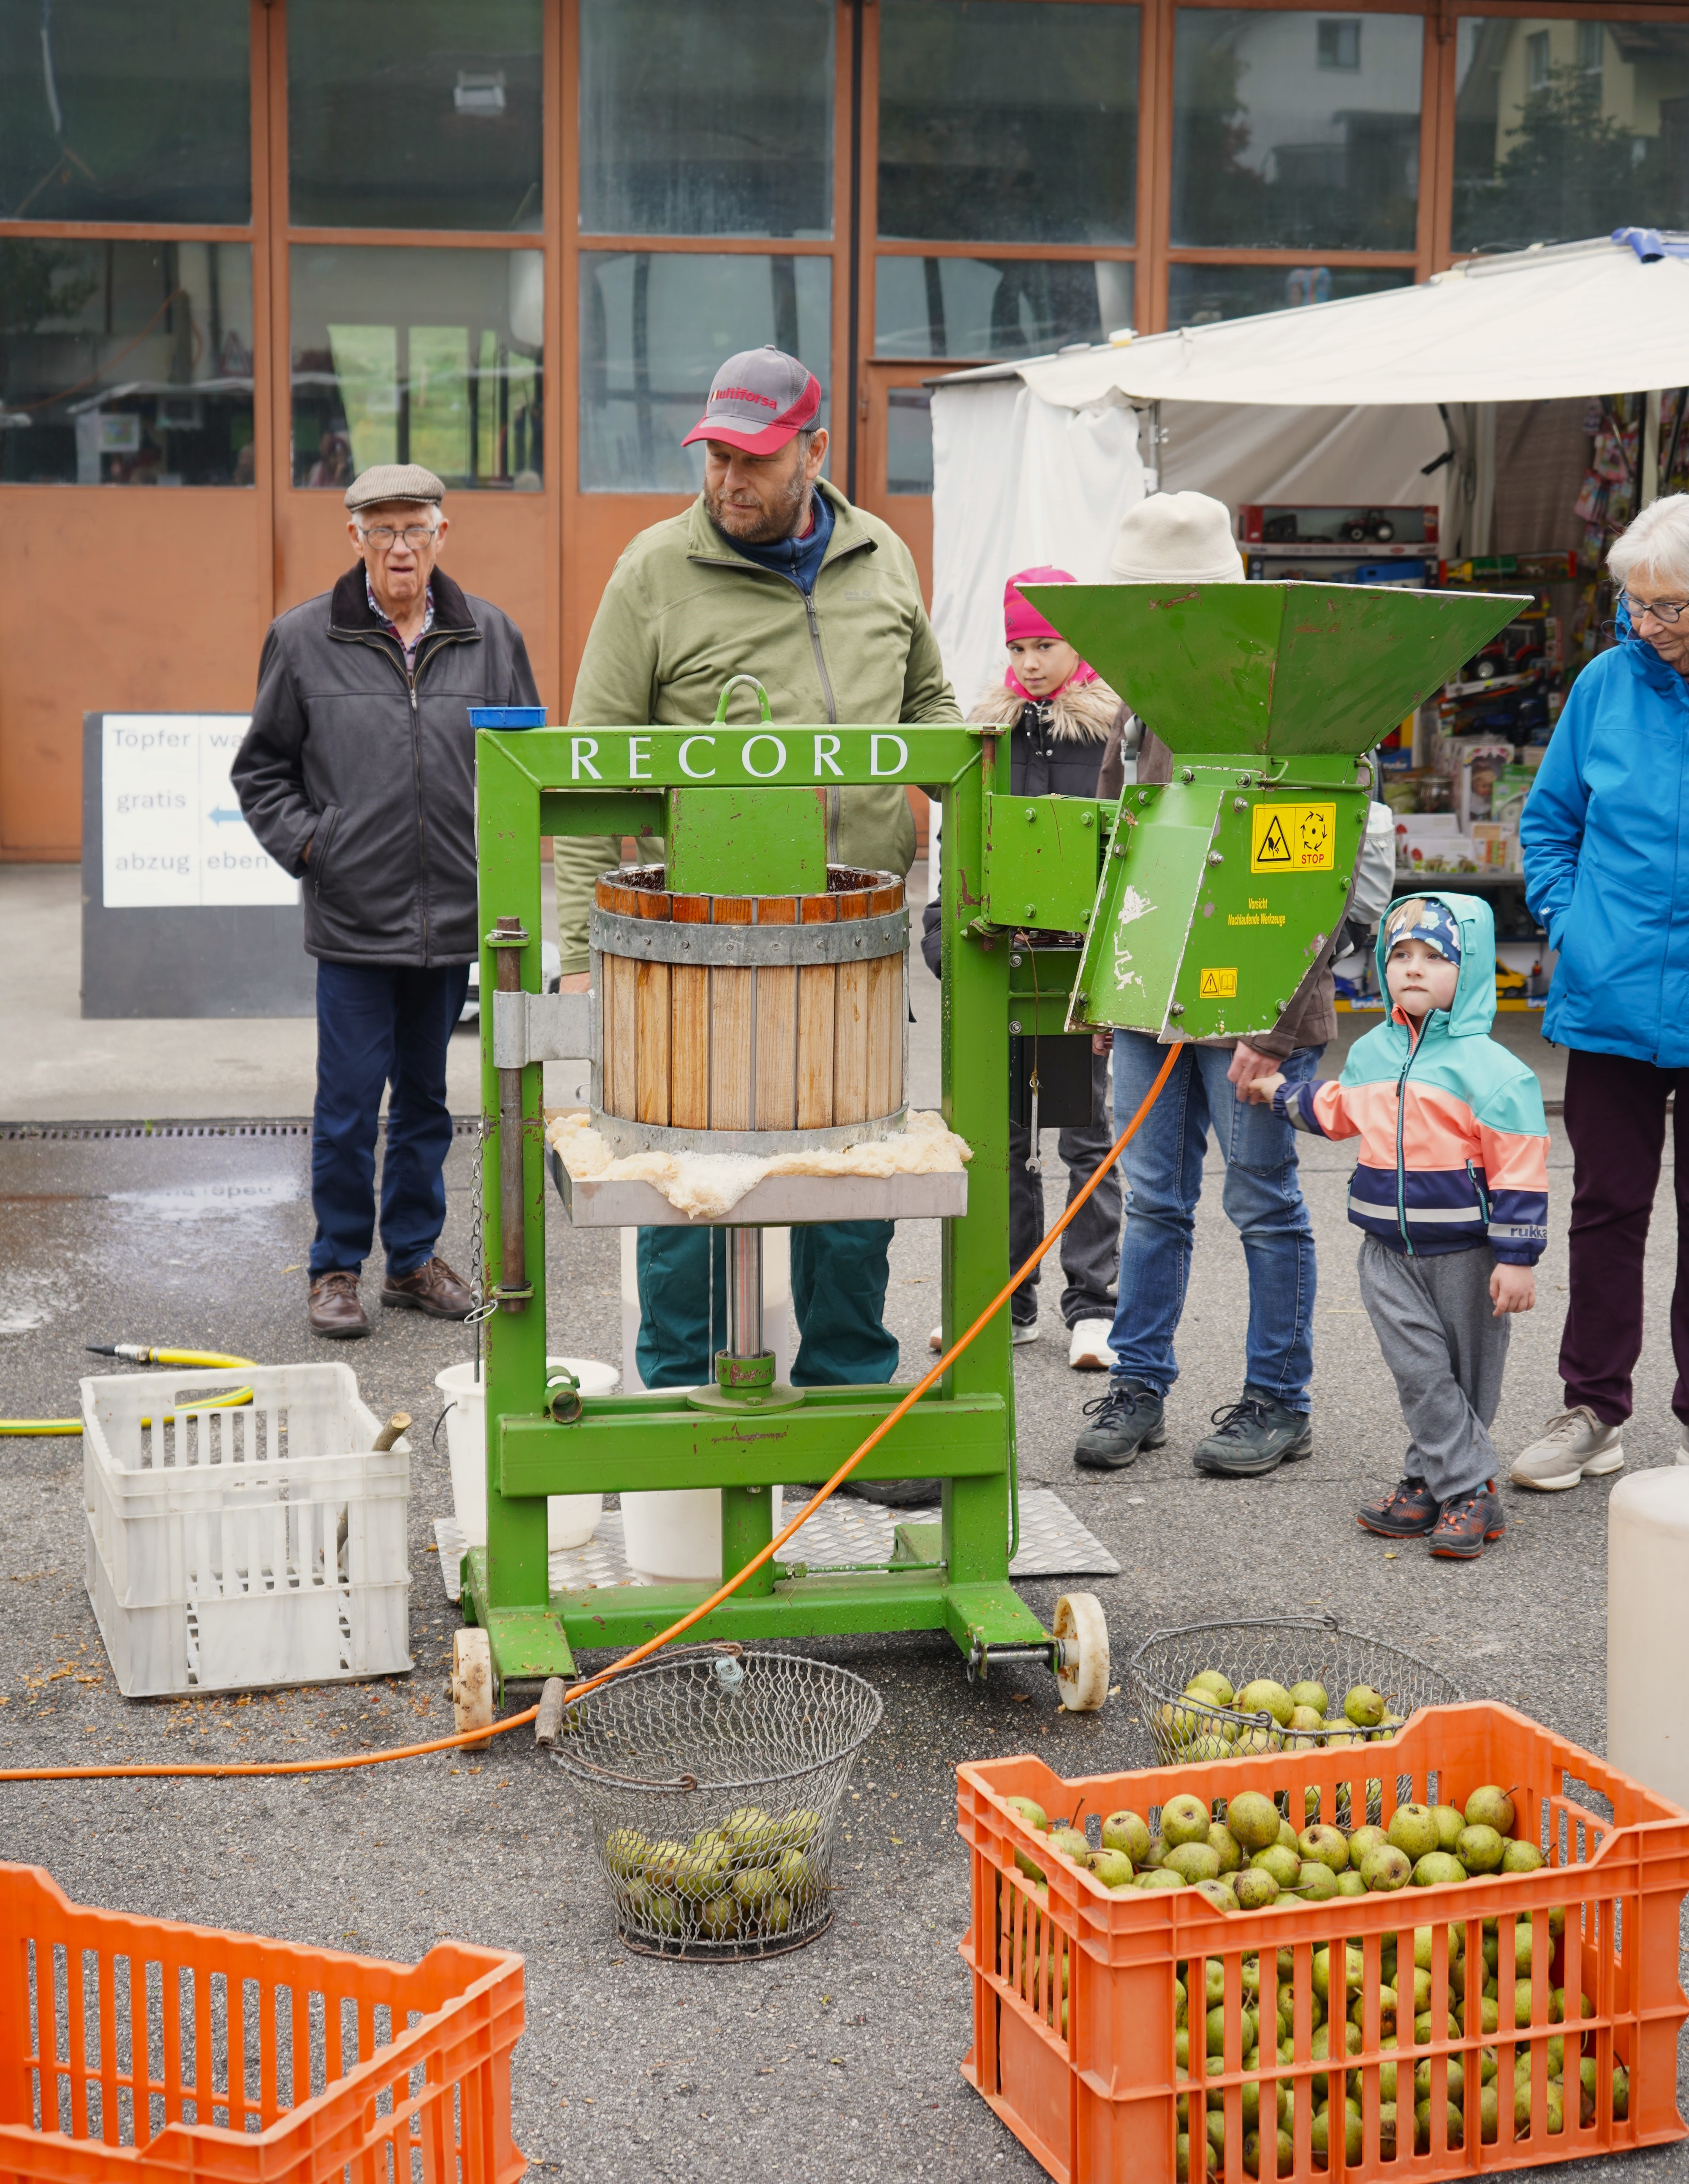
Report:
1509,1406,1624,1492
1075,1377,1166,1471
1192,1386,1313,1478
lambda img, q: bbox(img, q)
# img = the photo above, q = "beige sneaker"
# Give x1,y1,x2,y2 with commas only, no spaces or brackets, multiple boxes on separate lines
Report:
1510,1406,1625,1492
1067,1318,1117,1371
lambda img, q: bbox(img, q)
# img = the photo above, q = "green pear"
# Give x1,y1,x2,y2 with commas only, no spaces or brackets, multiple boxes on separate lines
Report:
1464,1783,1516,1835
605,1825,651,1877
730,1866,779,1911
1252,1843,1302,1889
1298,1823,1350,1872
1013,1843,1046,1885
1344,1684,1385,1728
1287,1705,1325,1735
1090,1847,1135,1889
1048,1825,1093,1867
1414,2097,1464,2153
1348,1824,1389,1864
1289,1679,1329,1716
1144,1834,1170,1868
698,1894,739,1941
1277,1817,1302,1850
1336,1870,1368,1897
1163,1793,1213,1847
1101,1808,1151,1863
1361,1843,1413,1891
1235,1867,1280,1910
1388,1803,1440,1861
1166,1841,1222,1884
1236,1679,1294,1726
1613,2064,1630,2121
1189,1668,1235,1705
1502,1839,1544,1874
1206,1822,1243,1874
1431,1804,1466,1851
1412,1851,1469,1888
1005,1794,1048,1833
1193,1878,1240,1914
1295,1859,1339,1901
1457,1823,1506,1874
1313,1943,1365,2000
1140,1866,1187,1890
1224,1790,1281,1851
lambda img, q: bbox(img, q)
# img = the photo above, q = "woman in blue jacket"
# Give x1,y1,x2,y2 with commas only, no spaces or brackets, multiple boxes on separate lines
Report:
1517,495,1689,1491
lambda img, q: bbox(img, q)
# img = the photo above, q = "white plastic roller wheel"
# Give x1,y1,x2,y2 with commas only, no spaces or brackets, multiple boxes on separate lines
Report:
451,1626,494,1741
1054,1592,1110,1713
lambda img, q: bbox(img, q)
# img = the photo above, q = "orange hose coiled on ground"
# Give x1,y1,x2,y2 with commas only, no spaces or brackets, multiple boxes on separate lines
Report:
0,1044,1183,1784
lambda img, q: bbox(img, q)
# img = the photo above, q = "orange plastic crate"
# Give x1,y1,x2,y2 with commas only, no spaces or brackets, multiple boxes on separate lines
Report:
957,1703,1689,2184
0,1863,524,2184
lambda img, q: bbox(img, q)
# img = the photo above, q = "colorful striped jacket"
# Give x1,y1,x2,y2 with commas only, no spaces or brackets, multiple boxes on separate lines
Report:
1271,891,1549,1265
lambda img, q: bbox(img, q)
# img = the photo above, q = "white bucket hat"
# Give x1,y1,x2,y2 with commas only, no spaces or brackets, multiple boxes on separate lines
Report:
1110,490,1244,583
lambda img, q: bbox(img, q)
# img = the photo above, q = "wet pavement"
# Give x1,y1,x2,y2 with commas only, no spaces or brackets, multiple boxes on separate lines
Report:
1,1117,1686,2182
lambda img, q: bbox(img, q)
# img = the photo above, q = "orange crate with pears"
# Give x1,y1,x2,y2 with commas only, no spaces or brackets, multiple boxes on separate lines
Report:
956,1703,1689,2184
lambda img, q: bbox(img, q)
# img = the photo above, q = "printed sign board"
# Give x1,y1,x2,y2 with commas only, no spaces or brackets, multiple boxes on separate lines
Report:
101,715,296,909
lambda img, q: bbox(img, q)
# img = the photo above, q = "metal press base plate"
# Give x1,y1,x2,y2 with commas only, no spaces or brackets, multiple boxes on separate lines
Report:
433,1487,1119,1603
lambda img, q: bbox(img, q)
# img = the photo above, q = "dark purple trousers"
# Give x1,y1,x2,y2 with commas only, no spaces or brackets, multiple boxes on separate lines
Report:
1561,1046,1689,1425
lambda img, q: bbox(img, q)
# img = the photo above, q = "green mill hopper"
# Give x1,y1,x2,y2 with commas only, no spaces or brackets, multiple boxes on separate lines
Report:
1021,580,1527,1040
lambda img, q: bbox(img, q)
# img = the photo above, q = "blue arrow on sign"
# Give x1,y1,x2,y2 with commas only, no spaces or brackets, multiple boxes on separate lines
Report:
208,806,246,826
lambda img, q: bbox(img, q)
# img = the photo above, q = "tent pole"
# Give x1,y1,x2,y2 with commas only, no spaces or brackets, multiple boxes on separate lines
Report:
1642,389,1662,508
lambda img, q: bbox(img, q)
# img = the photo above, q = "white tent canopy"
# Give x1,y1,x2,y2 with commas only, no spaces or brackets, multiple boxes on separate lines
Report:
1017,236,1689,411
930,235,1681,714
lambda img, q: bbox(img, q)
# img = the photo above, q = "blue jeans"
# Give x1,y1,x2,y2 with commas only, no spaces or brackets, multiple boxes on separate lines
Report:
310,960,470,1279
1107,1034,1320,1412
636,1223,898,1391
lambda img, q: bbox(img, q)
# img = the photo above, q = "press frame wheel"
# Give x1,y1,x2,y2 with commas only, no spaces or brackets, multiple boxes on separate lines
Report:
1053,1591,1110,1713
451,1626,494,1742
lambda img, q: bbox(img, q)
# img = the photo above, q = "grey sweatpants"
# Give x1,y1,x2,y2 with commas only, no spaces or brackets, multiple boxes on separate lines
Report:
1357,1235,1510,1502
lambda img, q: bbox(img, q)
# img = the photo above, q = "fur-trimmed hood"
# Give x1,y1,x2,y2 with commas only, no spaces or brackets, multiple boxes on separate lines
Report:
967,672,1120,742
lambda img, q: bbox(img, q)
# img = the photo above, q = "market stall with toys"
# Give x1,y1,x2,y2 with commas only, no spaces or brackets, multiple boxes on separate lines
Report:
930,230,1689,1021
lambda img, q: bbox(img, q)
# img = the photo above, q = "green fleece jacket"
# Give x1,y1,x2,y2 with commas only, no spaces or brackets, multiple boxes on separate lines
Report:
554,480,959,971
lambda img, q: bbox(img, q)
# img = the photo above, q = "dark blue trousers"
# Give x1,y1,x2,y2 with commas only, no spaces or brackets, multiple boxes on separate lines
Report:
310,960,471,1280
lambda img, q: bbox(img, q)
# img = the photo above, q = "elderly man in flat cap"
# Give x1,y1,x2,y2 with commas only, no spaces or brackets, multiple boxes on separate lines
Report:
234,463,540,1339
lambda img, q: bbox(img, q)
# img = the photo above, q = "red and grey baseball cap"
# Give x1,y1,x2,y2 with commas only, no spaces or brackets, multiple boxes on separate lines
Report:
682,346,822,455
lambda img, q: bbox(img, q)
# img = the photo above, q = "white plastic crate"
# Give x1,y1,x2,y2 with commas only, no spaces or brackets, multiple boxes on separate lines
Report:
81,1362,411,1697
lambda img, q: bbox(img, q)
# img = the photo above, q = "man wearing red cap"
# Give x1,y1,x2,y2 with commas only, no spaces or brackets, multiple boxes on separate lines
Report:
557,348,959,1482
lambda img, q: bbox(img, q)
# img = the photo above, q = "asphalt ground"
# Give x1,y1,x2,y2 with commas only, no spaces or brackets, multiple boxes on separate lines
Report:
3,1068,1687,2181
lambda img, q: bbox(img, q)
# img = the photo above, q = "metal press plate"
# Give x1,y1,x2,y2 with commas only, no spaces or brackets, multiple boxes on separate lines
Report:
548,1146,967,1228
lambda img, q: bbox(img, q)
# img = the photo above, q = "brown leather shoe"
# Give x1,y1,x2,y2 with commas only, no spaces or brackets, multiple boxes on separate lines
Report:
309,1270,369,1339
381,1254,475,1320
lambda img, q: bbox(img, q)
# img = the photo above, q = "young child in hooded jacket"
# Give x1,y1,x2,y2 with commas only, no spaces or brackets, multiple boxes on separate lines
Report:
1244,893,1549,1560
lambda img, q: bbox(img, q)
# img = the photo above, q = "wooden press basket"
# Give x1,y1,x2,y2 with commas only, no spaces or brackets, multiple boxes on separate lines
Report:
589,866,908,1155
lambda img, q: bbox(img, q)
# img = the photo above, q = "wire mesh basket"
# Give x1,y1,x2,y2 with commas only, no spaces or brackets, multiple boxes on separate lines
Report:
1129,1614,1464,1768
551,1646,884,1961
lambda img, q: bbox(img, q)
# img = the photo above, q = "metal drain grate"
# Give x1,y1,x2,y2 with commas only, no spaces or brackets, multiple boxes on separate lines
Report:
2,1117,482,1142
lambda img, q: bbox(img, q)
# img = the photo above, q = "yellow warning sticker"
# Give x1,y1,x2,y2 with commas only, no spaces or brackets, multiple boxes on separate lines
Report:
1251,801,1336,874
1199,967,1238,1000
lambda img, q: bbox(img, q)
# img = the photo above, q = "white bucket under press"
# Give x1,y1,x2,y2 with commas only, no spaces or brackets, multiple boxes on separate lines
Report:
436,1356,616,1550
621,1483,785,1584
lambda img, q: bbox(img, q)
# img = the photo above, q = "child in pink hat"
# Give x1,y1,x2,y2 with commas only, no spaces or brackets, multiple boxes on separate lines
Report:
921,568,1128,1369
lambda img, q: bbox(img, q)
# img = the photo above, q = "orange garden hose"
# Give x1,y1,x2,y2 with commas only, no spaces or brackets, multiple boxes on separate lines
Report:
0,1043,1183,1785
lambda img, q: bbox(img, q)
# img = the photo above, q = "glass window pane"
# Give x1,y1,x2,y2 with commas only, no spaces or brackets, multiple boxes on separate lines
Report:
1,240,254,484
0,0,249,223
875,255,1132,359
579,252,831,492
879,0,1139,244
291,246,543,489
886,388,934,495
1454,19,1689,252
1172,9,1423,248
580,0,834,238
289,0,542,231
1166,261,1412,328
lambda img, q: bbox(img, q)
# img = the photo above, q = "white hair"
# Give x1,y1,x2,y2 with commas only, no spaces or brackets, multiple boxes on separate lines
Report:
1609,493,1689,595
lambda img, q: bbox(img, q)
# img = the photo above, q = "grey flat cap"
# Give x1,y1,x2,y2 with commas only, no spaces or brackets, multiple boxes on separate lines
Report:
345,462,445,512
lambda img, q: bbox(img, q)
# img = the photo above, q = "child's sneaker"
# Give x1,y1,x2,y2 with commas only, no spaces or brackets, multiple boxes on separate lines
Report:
1357,1478,1439,1538
1428,1483,1506,1560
